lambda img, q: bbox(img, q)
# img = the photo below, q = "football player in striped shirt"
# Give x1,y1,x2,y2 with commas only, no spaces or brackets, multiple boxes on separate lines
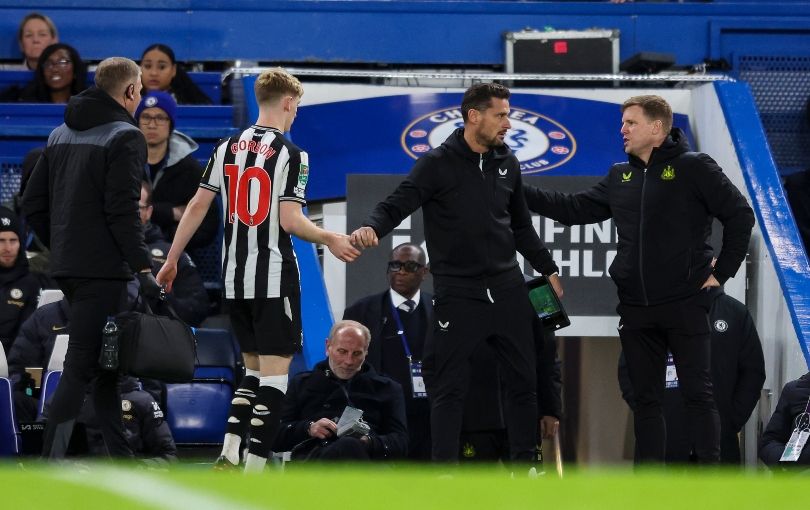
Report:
157,68,360,473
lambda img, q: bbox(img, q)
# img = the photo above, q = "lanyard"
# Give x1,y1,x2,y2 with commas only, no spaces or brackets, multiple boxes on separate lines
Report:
389,301,413,362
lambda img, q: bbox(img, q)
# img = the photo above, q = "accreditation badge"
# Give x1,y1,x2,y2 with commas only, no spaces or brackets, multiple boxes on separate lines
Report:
780,429,809,462
410,360,427,399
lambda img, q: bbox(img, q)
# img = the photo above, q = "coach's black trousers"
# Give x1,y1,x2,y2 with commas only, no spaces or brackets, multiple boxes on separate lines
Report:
423,282,538,463
618,290,720,464
42,278,132,459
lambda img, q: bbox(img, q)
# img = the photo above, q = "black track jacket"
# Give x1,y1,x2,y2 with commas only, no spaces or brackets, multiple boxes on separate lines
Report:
22,87,151,279
524,128,754,306
364,128,558,290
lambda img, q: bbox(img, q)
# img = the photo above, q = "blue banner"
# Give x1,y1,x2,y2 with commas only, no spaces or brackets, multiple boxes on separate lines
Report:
290,89,693,200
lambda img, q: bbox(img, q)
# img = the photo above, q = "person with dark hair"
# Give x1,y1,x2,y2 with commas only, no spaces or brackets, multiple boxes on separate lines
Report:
22,56,162,459
783,97,810,256
18,43,87,103
140,44,212,105
135,91,218,249
351,82,562,468
0,206,42,356
342,242,433,460
524,94,755,464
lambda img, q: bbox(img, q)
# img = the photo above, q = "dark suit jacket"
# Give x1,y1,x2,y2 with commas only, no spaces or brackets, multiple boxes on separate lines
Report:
343,290,432,379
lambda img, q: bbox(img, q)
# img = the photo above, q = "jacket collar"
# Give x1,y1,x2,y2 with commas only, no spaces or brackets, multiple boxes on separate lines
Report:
628,127,690,169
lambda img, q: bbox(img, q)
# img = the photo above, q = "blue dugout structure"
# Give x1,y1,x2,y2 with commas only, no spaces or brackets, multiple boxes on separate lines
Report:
716,81,810,369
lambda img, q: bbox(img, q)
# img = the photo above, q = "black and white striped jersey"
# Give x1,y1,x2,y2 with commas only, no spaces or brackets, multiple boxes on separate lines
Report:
200,125,309,299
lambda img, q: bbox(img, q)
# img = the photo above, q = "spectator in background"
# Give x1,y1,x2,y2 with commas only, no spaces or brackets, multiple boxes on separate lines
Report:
135,91,218,250
140,44,212,105
19,43,87,103
138,181,209,326
759,372,810,470
16,12,59,71
783,97,810,256
0,206,42,356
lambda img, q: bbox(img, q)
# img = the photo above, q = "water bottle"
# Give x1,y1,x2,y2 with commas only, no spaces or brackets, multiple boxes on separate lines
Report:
99,316,120,371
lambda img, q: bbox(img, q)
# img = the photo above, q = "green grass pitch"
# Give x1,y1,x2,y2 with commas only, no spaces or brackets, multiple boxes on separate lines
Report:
0,461,806,509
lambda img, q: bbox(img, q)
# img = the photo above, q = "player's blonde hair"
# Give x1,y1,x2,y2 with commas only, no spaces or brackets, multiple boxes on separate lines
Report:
254,67,303,106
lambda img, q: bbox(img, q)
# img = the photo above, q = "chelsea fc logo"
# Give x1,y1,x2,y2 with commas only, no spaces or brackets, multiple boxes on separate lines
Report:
713,319,728,333
401,106,576,174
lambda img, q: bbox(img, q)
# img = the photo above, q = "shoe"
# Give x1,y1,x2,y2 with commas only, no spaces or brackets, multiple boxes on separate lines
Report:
212,455,240,472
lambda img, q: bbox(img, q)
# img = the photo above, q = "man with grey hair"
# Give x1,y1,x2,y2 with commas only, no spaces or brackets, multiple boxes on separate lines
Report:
23,56,162,459
273,320,408,461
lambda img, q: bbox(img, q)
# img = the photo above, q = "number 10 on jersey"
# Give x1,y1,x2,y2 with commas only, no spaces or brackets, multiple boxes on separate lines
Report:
224,164,271,227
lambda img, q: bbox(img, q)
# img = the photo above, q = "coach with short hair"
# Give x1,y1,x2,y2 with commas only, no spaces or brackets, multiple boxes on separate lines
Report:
351,83,562,466
23,56,162,459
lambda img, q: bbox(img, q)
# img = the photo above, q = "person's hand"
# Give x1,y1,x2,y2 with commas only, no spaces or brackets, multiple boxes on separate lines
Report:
308,418,337,439
548,273,564,298
156,261,178,293
327,233,362,262
136,270,163,300
701,274,721,289
350,226,379,249
539,415,560,440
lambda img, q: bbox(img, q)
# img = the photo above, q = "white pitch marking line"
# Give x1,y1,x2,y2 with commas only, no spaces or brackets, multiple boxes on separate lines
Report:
51,466,271,510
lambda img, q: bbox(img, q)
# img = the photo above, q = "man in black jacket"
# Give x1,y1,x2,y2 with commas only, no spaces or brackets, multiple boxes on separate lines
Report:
618,288,765,464
274,320,408,461
760,372,810,469
22,57,162,459
351,83,562,464
0,207,42,356
524,95,755,463
138,181,209,326
343,242,432,460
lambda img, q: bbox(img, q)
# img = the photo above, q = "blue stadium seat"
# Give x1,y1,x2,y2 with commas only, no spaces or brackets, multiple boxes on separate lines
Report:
165,327,236,445
0,346,20,456
0,378,19,456
37,370,61,420
166,382,231,445
192,328,236,384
